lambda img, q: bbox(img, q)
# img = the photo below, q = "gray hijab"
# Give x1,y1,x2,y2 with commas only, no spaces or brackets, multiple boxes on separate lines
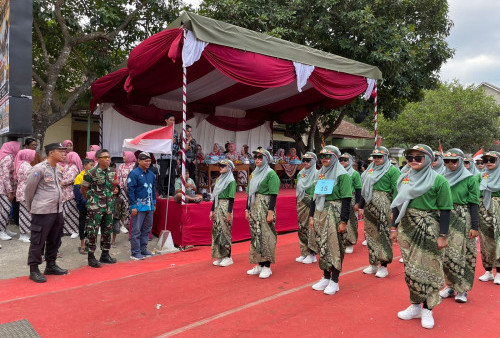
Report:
432,153,446,175
480,151,500,210
313,146,347,212
248,149,273,205
212,159,236,207
391,144,438,224
443,149,471,187
465,157,480,175
341,153,355,176
361,147,392,204
296,152,318,202
400,164,410,174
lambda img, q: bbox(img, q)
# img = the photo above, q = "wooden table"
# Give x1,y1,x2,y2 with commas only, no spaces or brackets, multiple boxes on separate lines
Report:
272,163,305,187
197,163,250,193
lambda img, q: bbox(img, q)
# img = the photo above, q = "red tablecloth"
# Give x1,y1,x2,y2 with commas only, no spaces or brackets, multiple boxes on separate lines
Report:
153,190,298,246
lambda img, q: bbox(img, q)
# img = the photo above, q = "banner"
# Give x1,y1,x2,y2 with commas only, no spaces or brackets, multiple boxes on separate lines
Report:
0,0,10,135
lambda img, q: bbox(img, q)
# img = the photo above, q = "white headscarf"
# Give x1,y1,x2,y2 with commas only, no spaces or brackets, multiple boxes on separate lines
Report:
296,152,318,202
361,147,392,204
212,159,236,207
248,149,273,205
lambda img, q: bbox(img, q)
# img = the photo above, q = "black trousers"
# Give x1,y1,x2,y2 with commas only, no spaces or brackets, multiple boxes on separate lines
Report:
157,159,176,196
78,208,87,240
27,213,64,266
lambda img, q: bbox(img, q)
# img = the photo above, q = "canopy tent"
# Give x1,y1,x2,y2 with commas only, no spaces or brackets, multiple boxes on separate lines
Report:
91,11,382,204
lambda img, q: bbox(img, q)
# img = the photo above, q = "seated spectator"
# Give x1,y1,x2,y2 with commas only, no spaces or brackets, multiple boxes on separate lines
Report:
197,144,205,163
286,147,300,162
226,143,239,161
275,148,286,162
209,143,222,157
174,172,203,203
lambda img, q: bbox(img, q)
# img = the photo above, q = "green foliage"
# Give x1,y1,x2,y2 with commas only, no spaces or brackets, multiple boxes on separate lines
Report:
32,0,188,110
378,82,500,152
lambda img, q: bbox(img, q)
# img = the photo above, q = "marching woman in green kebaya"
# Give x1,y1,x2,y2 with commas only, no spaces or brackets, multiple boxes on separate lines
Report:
439,149,480,303
308,146,352,295
477,151,500,284
295,152,319,264
245,149,280,279
359,147,400,278
210,159,237,268
390,144,453,329
339,153,362,254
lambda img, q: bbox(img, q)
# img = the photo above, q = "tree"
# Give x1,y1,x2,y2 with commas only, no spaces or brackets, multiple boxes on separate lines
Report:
31,0,187,145
198,0,454,152
377,82,500,153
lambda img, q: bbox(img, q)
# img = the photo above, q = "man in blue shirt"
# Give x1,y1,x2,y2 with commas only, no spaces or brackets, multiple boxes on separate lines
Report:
128,152,156,260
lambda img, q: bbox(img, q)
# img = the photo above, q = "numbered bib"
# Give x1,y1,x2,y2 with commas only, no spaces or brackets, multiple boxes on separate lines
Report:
314,179,335,195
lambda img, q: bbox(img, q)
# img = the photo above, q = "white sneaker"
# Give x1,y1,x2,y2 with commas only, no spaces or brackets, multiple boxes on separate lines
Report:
295,255,306,263
247,265,262,275
362,240,367,246
120,226,129,234
397,304,422,320
478,271,494,282
324,280,339,295
302,254,317,264
259,266,272,279
345,246,353,254
70,232,79,239
375,266,388,278
312,277,330,291
18,234,30,243
494,273,500,285
6,229,17,237
421,308,434,329
455,292,467,303
363,265,378,274
219,257,233,267
399,257,404,263
439,286,455,298
0,231,12,241
213,259,221,266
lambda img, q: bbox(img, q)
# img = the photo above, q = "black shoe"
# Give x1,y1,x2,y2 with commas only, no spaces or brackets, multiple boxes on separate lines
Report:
99,250,117,264
88,252,102,268
29,270,47,283
44,261,68,275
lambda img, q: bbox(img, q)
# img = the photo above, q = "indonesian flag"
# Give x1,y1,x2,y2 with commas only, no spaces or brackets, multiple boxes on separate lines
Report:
473,148,483,161
123,125,173,154
438,140,443,154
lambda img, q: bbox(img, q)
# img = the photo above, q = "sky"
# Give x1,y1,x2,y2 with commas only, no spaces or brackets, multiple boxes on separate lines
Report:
183,0,499,87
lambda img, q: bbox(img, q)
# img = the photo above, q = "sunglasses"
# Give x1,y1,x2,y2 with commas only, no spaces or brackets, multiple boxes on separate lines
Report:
406,155,425,163
372,155,384,159
464,161,470,164
483,158,497,164
253,155,263,160
339,158,349,162
443,159,458,164
319,154,332,159
217,164,227,168
302,158,312,163
475,161,483,165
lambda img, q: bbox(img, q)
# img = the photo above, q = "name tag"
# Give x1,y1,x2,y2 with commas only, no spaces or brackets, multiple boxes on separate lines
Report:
314,180,335,195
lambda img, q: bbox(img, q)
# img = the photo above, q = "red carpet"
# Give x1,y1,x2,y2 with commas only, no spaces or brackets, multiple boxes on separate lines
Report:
1,226,499,337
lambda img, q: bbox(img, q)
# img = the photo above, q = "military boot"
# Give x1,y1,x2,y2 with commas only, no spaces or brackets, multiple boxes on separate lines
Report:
44,261,68,275
100,250,117,264
88,252,102,268
29,265,47,283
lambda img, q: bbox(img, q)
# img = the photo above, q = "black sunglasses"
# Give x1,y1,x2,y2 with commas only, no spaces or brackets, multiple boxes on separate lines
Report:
217,164,227,168
302,158,312,163
253,155,263,160
443,159,459,164
372,155,384,159
406,155,425,163
475,161,483,165
319,154,332,159
464,161,470,164
339,158,349,162
483,157,497,164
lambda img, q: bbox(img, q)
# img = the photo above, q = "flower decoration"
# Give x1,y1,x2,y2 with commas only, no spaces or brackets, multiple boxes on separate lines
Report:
367,168,374,175
402,176,410,184
318,173,325,180
482,173,489,179
300,173,306,178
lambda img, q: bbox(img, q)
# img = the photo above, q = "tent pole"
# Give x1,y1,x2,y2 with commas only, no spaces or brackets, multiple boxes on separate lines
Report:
179,28,188,247
373,84,378,149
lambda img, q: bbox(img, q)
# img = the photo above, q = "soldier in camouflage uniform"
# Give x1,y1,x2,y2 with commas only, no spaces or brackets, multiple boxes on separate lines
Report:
81,149,118,268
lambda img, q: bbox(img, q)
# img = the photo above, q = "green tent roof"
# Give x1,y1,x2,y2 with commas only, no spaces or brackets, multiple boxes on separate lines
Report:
168,11,382,80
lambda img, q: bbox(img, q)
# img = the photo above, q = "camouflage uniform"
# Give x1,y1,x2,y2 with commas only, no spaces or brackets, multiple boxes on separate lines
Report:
81,166,118,253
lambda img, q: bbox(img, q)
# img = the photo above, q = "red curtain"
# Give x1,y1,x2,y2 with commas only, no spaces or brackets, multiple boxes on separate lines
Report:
205,115,265,131
113,104,194,126
90,68,129,112
308,67,368,100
